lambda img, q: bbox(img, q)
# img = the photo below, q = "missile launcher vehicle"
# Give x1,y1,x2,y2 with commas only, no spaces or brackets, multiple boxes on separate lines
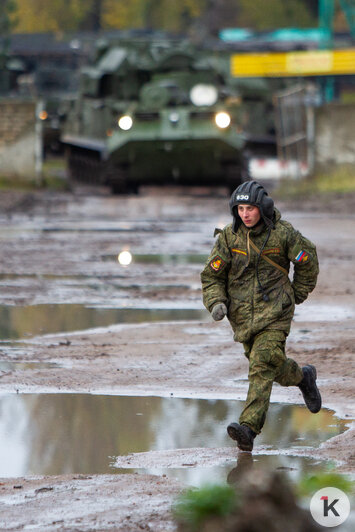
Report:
62,39,273,193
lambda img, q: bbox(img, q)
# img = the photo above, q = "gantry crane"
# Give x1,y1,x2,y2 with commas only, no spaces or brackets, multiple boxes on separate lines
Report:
319,0,355,42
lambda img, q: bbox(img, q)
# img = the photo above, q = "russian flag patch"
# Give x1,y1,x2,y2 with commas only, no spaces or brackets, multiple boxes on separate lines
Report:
295,250,309,263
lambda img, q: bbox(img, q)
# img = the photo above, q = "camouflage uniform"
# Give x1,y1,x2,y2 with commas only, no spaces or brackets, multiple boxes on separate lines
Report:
201,208,319,434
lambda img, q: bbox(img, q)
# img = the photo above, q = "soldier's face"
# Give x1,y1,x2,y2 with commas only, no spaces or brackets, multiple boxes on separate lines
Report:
238,204,261,228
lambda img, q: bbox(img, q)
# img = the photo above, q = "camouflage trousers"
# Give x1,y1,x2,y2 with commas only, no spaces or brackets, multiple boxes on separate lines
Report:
238,329,303,434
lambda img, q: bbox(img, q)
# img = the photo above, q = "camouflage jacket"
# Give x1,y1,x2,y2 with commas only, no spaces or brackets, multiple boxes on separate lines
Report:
201,208,319,343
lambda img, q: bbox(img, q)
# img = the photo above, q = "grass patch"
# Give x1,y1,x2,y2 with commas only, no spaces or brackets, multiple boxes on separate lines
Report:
41,175,70,191
173,484,238,532
0,157,69,192
0,176,39,191
172,472,353,531
274,164,355,200
296,472,354,498
41,157,69,190
0,175,69,192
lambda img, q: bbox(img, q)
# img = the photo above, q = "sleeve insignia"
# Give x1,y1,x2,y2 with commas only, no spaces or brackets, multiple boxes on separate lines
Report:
295,250,309,262
232,248,247,256
209,255,225,272
262,247,280,256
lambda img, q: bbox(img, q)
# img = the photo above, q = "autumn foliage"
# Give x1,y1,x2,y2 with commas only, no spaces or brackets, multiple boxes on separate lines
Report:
10,0,318,34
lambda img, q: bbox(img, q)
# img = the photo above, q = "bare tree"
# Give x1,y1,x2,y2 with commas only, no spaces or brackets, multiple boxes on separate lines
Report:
82,0,102,32
202,0,240,36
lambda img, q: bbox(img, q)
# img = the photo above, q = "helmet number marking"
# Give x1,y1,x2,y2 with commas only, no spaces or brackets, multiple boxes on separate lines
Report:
236,194,249,201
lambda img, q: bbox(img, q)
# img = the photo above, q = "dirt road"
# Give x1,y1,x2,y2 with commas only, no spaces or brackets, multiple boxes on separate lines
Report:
0,186,354,530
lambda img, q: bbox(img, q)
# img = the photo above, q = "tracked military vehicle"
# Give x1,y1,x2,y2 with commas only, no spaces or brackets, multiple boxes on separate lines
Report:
62,39,256,193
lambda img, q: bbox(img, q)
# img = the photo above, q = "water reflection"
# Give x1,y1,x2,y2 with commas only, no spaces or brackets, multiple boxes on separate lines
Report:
0,394,346,485
104,253,208,265
225,454,326,490
151,397,343,452
0,394,159,476
152,455,326,488
226,452,254,485
0,361,59,371
0,305,206,340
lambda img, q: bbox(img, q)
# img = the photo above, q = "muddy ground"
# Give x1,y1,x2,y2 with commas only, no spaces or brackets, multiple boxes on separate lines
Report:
0,185,354,530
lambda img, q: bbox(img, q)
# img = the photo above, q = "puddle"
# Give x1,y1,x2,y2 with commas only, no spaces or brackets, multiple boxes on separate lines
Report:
0,305,206,340
0,361,59,371
294,304,355,322
103,253,208,265
0,273,191,288
0,274,83,280
0,394,346,486
41,223,189,233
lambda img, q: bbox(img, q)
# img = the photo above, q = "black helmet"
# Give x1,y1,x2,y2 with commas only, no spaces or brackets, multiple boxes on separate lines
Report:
229,181,274,231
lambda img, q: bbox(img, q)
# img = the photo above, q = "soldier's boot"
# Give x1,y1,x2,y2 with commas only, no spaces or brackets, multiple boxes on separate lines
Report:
227,423,256,452
298,365,322,413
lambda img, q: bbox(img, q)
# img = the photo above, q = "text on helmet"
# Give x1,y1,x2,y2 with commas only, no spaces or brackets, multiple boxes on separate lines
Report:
236,194,250,201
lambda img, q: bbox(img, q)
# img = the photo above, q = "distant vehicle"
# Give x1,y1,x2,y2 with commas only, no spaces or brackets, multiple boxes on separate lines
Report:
61,39,244,192
15,67,80,157
7,33,85,156
34,67,79,155
0,52,26,95
61,39,276,193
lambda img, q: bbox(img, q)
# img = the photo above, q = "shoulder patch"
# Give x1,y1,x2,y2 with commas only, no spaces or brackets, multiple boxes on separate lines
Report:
209,255,225,272
295,250,309,262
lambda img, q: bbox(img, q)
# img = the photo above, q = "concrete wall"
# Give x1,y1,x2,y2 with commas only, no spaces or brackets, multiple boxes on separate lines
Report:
0,99,38,179
315,103,355,166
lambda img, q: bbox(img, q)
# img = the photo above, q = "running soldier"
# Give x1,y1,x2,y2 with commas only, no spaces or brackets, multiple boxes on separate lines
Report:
201,181,321,451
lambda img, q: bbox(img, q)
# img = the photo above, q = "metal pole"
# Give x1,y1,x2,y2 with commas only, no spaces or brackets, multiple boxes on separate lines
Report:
35,100,43,185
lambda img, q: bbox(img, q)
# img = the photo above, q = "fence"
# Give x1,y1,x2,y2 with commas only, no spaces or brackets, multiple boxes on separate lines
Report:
273,85,315,179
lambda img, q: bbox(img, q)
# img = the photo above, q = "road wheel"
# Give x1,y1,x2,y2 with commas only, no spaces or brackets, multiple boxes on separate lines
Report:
105,165,139,195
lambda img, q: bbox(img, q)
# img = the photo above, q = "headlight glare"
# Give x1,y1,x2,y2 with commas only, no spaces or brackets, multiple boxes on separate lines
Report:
118,115,133,130
215,111,231,129
39,110,48,120
190,84,218,106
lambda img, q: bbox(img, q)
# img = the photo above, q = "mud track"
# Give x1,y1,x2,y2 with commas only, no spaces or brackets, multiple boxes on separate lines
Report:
0,186,354,530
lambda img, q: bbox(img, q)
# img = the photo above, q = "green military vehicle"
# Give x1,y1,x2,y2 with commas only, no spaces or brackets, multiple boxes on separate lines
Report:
62,39,272,193
0,51,25,95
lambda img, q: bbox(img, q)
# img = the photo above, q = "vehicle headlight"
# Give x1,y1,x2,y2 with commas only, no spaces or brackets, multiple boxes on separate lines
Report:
215,111,231,129
39,110,48,120
190,84,218,107
118,115,133,130
169,111,180,123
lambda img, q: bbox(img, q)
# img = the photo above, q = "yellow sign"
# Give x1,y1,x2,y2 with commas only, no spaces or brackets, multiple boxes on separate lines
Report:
230,49,355,77
286,51,333,74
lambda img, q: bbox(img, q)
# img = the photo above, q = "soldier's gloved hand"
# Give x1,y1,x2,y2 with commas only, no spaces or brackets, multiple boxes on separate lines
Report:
211,303,227,321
